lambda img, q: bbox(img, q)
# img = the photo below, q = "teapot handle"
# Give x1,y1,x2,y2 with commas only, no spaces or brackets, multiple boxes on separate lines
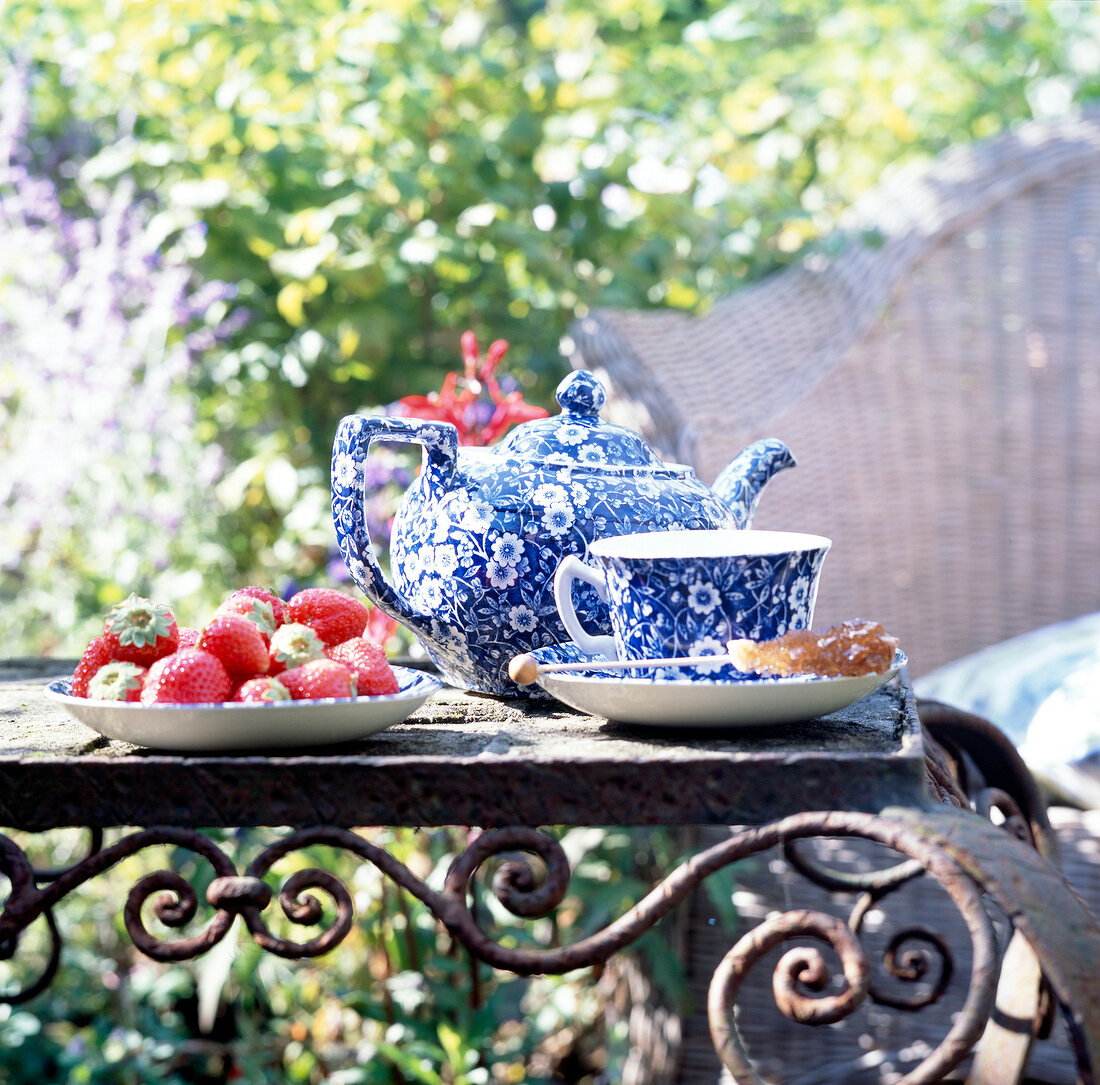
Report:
332,414,458,631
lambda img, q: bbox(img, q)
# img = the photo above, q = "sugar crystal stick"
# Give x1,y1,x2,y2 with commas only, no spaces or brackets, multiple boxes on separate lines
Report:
509,620,899,685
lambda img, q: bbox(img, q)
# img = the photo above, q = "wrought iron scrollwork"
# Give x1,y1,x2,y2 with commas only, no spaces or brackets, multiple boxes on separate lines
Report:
847,892,955,1013
975,785,1034,846
1,813,1007,1083
783,835,960,1019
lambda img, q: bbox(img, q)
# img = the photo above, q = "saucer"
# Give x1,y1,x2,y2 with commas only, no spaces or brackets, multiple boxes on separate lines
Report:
45,666,441,752
528,644,906,727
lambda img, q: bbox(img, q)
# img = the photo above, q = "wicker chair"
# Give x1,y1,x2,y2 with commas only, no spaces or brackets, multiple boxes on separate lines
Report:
568,107,1100,680
567,108,1100,1083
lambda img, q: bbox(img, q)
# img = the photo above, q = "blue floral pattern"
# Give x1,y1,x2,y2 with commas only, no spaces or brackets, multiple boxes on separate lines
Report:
332,370,796,697
529,640,783,685
597,546,829,681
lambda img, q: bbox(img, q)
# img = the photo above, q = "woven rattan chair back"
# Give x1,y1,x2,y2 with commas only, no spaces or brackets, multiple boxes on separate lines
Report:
568,108,1100,679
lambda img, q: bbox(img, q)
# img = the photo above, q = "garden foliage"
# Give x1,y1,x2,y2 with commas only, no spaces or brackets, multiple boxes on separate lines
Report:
0,826,704,1084
3,2,1100,1081
5,0,1100,652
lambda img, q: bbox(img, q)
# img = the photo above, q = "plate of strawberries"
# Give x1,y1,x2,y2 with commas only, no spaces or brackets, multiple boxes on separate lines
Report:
46,586,441,752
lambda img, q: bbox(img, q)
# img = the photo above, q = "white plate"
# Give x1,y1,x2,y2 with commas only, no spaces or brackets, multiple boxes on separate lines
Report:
529,644,906,727
45,666,441,752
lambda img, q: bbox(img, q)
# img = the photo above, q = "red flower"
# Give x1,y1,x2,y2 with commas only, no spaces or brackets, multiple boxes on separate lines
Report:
397,332,547,446
363,604,399,647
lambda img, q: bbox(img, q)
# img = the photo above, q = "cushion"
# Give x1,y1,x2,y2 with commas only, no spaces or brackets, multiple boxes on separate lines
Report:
914,612,1100,808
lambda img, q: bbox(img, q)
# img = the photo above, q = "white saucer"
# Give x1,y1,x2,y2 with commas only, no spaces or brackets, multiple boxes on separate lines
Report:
528,644,906,727
45,666,441,752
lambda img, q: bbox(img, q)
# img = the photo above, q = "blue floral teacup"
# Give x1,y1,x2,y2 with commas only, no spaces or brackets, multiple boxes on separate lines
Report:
553,529,831,680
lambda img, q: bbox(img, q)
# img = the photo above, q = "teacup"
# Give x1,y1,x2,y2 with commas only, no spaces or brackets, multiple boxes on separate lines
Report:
553,529,831,679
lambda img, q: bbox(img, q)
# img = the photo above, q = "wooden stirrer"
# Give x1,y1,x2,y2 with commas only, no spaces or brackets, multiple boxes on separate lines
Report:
508,651,733,686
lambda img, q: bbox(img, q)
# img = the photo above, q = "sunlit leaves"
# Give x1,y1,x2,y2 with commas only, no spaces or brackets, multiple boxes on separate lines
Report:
5,0,1100,645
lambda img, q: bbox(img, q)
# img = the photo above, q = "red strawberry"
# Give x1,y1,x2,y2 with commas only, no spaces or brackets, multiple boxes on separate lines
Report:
215,595,278,640
327,638,399,695
199,613,270,678
72,635,116,697
141,649,232,705
178,627,202,650
222,586,285,627
232,676,291,704
279,659,357,701
103,594,179,666
267,622,326,675
285,588,369,648
87,662,146,702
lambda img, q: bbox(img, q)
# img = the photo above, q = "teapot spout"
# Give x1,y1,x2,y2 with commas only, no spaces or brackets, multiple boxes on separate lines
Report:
710,438,796,529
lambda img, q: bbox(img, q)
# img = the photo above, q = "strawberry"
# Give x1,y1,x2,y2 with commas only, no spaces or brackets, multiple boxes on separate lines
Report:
178,627,202,649
103,594,179,666
199,612,270,678
72,635,116,697
327,638,399,695
221,586,285,627
232,676,291,704
279,659,357,701
87,661,146,702
284,588,369,648
267,622,326,675
141,649,232,705
215,595,278,640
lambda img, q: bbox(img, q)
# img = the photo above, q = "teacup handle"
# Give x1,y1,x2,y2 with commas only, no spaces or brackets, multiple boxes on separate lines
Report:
553,555,618,661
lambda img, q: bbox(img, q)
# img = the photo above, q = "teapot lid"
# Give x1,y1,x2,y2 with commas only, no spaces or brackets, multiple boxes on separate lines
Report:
496,370,664,469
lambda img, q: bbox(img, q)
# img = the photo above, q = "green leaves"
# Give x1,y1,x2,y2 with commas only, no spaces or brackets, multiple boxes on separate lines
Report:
6,0,1100,640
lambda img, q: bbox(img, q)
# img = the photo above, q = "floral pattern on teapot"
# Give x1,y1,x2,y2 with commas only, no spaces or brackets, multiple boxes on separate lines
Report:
332,370,796,697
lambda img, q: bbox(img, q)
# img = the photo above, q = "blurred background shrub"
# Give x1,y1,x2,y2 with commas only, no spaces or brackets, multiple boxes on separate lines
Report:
5,0,1100,653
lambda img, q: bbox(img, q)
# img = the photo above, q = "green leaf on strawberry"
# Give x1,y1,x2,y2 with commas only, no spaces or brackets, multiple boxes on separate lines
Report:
87,661,146,701
268,622,326,675
103,593,179,667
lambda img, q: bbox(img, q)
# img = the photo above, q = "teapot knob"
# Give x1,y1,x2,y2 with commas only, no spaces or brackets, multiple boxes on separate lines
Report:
556,370,606,418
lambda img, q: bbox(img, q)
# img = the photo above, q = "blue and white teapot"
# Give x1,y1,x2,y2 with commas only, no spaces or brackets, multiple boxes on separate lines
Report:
332,370,795,696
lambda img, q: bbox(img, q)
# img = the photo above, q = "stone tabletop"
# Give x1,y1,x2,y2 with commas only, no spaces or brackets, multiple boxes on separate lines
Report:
0,658,930,831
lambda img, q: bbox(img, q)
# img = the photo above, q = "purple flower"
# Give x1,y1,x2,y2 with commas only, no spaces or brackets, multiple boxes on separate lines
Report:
0,62,249,652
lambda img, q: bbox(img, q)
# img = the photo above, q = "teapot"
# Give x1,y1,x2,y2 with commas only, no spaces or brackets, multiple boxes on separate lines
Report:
332,370,795,696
